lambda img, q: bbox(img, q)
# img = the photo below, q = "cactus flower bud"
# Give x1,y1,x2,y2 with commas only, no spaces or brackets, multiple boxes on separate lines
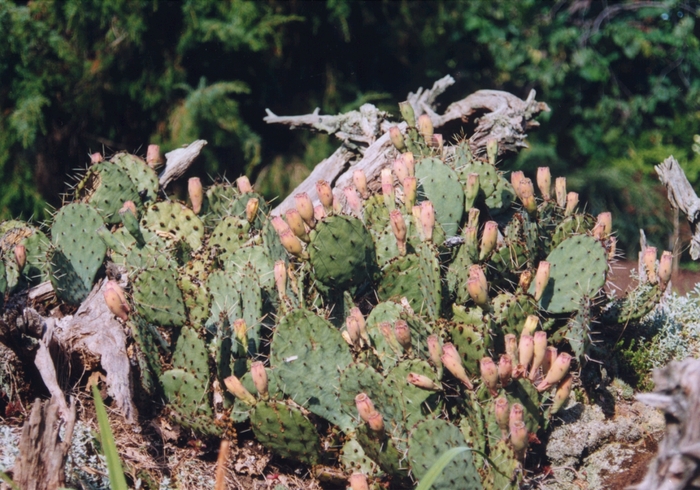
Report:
555,177,567,207
468,208,480,229
278,229,306,259
529,331,548,381
522,315,539,336
233,319,248,349
274,260,286,299
441,343,473,389
389,126,405,151
592,221,606,241
90,152,104,164
399,101,416,127
294,192,315,228
344,186,363,214
499,355,513,387
480,357,499,395
534,261,550,301
550,374,574,414
505,334,518,366
519,178,537,213
355,393,375,422
394,320,411,351
402,152,415,177
659,250,673,285
564,192,578,216
245,198,259,224
353,169,369,199
510,171,525,199
349,307,367,340
348,473,370,490
462,226,478,259
381,168,395,209
417,114,433,144
146,144,162,168
316,180,333,211
187,178,203,214
366,410,384,432
427,334,442,369
224,375,256,406
393,158,409,184
103,280,130,321
542,346,557,376
121,200,137,217
495,396,510,437
509,403,524,425
271,216,291,235
14,244,26,272
432,134,444,152
597,212,612,238
643,246,658,284
379,321,401,352
346,315,361,345
465,173,480,207
486,138,498,165
250,361,268,399
407,372,440,391
510,420,528,459
537,167,552,200
403,176,417,211
285,209,308,242
479,221,498,260
519,270,533,291
518,334,534,374
389,210,408,256
537,352,572,391
236,176,253,194
468,265,489,309
420,201,435,242
314,205,326,221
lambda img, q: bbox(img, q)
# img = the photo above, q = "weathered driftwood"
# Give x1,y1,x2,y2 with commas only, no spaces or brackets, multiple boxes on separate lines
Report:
266,75,549,216
18,272,137,424
634,358,700,489
13,397,76,490
159,139,207,189
655,156,700,260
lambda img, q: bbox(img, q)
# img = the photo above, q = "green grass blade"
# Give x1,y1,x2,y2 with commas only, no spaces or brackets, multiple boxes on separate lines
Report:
92,385,128,490
0,471,20,490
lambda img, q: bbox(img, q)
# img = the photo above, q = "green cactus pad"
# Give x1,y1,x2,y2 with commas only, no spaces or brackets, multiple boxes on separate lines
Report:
50,203,107,304
178,260,211,328
225,245,276,293
132,267,186,327
455,151,514,212
365,301,404,370
491,292,538,335
206,270,243,333
415,157,465,237
209,216,252,259
356,424,409,479
451,322,491,376
532,234,608,313
308,216,377,292
172,327,209,381
250,401,322,465
110,152,160,203
384,359,439,428
0,224,50,287
161,368,219,436
408,419,482,490
340,437,381,477
141,201,205,250
129,315,162,397
75,162,142,224
270,309,354,432
339,363,403,429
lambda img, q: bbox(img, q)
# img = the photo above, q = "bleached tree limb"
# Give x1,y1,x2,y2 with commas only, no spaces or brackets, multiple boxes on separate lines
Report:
159,139,208,189
655,156,700,260
267,75,549,216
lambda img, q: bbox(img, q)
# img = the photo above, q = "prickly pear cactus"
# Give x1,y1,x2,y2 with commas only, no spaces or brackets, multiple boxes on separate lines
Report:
0,98,667,489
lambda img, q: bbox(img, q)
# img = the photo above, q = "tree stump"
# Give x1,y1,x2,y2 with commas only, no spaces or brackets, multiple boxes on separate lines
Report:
13,397,76,490
634,358,700,489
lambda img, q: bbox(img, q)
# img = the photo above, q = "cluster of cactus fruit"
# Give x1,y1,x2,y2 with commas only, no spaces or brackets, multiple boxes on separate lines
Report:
0,102,672,489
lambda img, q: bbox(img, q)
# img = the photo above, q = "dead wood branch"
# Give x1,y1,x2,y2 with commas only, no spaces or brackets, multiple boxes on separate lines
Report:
13,397,76,490
634,358,700,489
655,156,700,260
159,139,207,189
267,75,549,216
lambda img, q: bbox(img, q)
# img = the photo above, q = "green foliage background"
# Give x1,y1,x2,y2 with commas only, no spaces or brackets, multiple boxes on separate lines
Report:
1,0,700,257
